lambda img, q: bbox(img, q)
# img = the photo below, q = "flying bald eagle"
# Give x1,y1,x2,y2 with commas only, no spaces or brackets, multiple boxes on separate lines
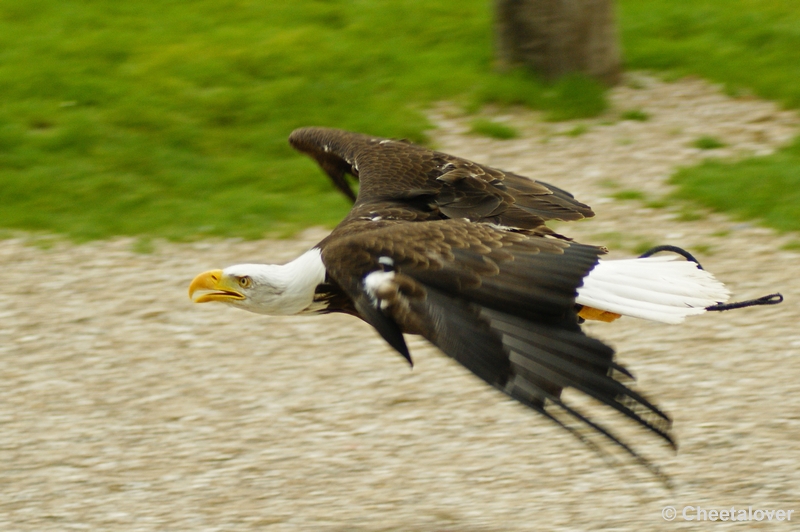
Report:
189,127,781,473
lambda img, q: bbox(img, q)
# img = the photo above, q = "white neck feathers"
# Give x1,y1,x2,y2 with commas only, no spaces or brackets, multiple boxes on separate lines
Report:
224,248,327,315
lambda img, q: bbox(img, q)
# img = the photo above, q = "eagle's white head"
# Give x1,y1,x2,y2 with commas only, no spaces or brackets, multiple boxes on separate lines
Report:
188,248,327,315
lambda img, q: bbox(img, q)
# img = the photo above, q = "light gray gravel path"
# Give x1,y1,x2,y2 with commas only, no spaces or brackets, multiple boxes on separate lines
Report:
2,76,799,530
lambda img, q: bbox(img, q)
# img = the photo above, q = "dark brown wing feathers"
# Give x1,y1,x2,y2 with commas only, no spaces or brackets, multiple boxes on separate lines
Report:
291,127,672,471
289,126,594,229
320,220,674,463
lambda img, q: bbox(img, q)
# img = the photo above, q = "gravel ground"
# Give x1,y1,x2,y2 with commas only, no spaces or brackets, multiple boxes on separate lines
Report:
2,75,799,531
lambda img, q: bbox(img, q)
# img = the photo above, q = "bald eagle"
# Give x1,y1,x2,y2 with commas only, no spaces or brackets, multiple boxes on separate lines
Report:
189,127,780,474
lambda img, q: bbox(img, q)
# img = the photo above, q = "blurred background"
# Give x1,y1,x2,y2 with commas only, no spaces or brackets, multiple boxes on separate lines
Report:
2,2,800,530
0,0,798,243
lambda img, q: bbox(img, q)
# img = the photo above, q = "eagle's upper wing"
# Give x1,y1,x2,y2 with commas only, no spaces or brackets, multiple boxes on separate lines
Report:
320,219,673,468
289,127,594,229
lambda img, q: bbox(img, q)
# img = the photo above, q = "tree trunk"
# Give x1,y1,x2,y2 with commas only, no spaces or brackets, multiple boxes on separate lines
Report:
494,0,621,85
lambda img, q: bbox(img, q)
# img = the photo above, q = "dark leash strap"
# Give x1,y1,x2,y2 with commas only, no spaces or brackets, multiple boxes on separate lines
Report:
639,244,704,268
706,293,783,312
638,245,784,311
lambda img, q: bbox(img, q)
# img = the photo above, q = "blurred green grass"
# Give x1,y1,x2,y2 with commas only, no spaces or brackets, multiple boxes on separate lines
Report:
621,0,800,108
0,0,604,241
671,136,800,232
469,119,519,140
621,0,800,232
1,0,799,240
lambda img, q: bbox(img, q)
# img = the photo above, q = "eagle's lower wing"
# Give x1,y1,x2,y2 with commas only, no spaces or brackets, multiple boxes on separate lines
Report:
289,127,594,228
321,220,674,463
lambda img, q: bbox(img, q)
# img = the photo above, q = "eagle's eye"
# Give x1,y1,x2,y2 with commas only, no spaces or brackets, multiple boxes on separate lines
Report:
238,276,252,288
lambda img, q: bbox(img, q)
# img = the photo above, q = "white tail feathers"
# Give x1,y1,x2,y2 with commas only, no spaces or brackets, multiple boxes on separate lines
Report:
576,256,730,324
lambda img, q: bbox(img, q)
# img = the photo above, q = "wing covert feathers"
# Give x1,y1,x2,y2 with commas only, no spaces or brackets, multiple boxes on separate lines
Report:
289,126,594,228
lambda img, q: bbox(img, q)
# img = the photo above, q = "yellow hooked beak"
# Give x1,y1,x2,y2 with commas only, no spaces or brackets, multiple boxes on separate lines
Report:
188,269,246,303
